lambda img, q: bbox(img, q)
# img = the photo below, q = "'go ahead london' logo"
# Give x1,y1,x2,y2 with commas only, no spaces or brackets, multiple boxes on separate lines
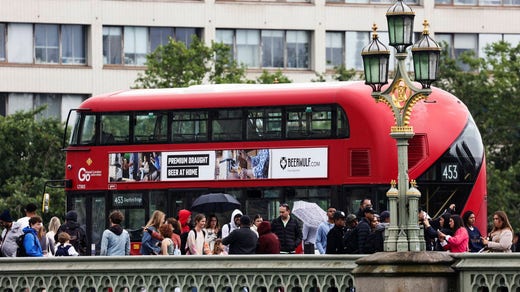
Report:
78,167,102,182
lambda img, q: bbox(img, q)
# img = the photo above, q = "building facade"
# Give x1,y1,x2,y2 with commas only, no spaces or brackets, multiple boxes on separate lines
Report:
0,0,519,122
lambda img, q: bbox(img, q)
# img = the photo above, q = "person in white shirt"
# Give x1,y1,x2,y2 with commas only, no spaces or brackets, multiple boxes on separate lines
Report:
17,203,38,229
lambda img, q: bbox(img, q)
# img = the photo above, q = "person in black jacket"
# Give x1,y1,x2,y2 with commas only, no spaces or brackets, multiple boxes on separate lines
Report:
271,203,302,253
222,215,258,254
326,211,348,254
55,211,88,256
356,207,375,254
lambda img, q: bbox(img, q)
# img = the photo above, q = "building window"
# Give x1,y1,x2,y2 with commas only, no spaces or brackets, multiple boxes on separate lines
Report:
287,31,309,68
103,27,122,65
262,30,284,68
435,0,520,5
436,33,477,71
4,23,86,65
103,26,201,66
124,27,148,65
62,25,86,64
0,93,6,116
345,31,368,71
216,30,235,60
7,23,33,63
326,32,344,69
3,93,85,122
341,0,418,3
150,27,174,52
176,28,199,47
35,93,61,120
345,30,395,72
454,0,477,4
216,29,310,69
35,24,59,64
0,24,5,62
237,30,260,68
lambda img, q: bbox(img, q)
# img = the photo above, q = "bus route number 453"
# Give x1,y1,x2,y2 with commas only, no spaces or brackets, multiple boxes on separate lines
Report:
441,163,459,181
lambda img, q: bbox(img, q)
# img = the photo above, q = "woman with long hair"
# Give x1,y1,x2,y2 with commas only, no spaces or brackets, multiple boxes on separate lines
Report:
140,210,165,255
46,216,61,256
482,211,513,252
462,211,484,252
204,214,220,251
438,215,469,253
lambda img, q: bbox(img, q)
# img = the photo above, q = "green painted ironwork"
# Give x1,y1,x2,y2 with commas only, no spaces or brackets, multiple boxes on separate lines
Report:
0,255,360,291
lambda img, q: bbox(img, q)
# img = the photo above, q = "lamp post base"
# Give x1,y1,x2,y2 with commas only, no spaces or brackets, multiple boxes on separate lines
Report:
352,251,456,292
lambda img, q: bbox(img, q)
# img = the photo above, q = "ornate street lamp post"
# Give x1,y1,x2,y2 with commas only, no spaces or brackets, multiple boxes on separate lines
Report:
361,0,441,252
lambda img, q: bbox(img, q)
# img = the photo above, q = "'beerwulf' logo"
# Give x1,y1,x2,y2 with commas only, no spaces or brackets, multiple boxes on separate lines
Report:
280,157,287,170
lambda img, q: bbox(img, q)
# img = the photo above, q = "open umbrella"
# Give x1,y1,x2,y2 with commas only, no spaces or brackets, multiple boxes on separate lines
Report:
191,193,241,213
291,200,327,228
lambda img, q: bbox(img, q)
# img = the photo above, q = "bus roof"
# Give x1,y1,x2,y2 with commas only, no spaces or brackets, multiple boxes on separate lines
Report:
81,82,364,112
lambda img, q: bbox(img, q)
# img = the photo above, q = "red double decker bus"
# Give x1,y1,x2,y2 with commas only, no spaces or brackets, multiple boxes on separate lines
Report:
61,82,486,254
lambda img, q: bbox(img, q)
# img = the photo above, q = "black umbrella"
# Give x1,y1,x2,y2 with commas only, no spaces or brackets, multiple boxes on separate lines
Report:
191,193,241,213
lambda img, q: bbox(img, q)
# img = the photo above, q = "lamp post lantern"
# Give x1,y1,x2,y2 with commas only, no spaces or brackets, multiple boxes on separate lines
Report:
361,0,441,252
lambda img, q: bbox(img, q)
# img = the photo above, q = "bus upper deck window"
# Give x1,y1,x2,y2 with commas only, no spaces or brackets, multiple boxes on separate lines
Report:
78,114,96,145
100,114,129,145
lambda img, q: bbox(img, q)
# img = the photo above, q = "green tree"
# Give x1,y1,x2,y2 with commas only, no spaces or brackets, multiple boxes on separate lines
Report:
437,41,520,229
256,69,292,84
332,65,358,81
312,65,358,82
0,108,66,222
133,37,249,88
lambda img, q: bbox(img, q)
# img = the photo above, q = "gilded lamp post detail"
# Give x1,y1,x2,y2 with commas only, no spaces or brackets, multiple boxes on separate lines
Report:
361,0,441,252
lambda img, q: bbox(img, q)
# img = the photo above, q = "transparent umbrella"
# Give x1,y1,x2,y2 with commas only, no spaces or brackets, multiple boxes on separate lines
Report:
291,200,327,228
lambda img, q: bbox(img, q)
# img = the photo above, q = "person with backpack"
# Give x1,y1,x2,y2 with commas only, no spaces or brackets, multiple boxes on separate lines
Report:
186,213,210,255
55,210,88,256
221,209,242,240
0,209,24,257
55,232,79,256
21,216,44,257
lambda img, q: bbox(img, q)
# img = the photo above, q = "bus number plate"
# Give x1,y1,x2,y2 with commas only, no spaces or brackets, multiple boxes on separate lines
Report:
441,163,459,181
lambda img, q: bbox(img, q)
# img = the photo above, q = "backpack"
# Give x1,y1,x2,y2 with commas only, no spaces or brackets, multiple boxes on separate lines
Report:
55,245,72,256
180,229,206,255
59,225,84,255
16,233,27,257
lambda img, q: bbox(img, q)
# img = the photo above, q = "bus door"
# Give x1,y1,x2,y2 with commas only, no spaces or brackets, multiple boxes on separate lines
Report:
67,192,106,256
110,191,151,255
110,190,176,254
168,189,209,217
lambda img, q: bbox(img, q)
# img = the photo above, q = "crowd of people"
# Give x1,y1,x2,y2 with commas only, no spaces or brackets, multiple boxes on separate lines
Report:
0,203,88,257
1,200,519,257
139,203,301,255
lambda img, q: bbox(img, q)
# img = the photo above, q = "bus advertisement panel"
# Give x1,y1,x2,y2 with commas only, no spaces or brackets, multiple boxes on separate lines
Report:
108,147,328,183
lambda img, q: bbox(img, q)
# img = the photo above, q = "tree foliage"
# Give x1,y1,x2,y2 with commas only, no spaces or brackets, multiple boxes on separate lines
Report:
134,37,249,88
436,41,520,229
0,108,66,222
312,65,359,82
256,70,292,84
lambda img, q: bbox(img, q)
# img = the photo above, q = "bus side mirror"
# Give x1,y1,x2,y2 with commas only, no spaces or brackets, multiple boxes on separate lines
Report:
42,193,50,213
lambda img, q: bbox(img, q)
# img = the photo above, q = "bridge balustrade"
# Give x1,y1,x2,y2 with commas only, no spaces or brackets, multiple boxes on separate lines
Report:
2,253,520,291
